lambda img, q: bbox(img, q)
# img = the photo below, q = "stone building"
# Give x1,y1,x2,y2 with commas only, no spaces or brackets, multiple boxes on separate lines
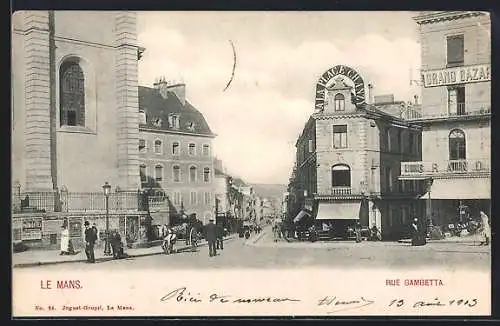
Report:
290,65,423,240
399,11,491,226
138,79,216,225
11,11,149,248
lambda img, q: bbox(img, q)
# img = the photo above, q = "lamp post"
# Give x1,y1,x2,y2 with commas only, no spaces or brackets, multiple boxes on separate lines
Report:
102,182,112,256
426,178,434,230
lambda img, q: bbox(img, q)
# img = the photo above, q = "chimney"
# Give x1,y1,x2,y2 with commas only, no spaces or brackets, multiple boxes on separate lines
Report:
168,82,186,106
367,83,374,104
153,77,169,99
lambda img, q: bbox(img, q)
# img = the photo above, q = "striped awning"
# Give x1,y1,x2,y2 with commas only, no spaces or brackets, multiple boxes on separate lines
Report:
419,177,490,200
293,210,311,223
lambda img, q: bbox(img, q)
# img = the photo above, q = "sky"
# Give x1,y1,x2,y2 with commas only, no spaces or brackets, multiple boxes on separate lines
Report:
137,11,422,185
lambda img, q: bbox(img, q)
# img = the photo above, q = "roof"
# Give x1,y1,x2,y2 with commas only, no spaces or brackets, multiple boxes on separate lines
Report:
231,178,247,187
138,86,215,137
214,168,227,177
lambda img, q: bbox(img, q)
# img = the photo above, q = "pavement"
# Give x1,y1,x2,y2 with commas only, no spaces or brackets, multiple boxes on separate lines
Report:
12,234,236,268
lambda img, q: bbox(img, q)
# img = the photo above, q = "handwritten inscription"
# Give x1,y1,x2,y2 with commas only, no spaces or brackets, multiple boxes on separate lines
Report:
317,296,375,313
160,287,301,304
389,298,478,309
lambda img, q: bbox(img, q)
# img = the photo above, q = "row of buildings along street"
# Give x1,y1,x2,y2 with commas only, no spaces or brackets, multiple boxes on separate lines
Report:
283,11,490,242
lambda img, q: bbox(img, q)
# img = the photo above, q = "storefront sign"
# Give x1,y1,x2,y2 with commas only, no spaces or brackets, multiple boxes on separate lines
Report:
315,65,366,111
422,64,491,88
21,217,43,240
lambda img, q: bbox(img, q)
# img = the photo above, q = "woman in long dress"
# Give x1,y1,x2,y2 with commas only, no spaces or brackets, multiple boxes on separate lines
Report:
60,224,70,255
479,211,491,246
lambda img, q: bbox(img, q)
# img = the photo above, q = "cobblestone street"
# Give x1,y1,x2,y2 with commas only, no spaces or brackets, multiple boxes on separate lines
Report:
24,226,490,271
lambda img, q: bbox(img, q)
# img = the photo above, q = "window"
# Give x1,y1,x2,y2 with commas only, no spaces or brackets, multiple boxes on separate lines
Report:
308,140,314,153
448,87,465,116
154,140,162,154
168,114,180,129
173,165,181,182
60,61,85,127
188,143,196,156
333,125,347,148
189,166,197,182
447,34,464,67
139,165,147,183
173,192,181,205
204,192,212,205
202,144,210,156
334,93,345,111
155,165,163,182
386,128,392,152
449,129,466,160
190,191,197,205
203,168,211,182
139,139,146,152
331,164,351,187
172,142,180,155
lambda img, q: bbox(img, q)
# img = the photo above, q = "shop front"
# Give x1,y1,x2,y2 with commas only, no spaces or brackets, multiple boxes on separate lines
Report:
312,200,369,239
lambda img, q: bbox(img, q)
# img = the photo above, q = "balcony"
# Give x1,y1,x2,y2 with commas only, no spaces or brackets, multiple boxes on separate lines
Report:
400,158,490,178
406,105,491,122
331,186,352,196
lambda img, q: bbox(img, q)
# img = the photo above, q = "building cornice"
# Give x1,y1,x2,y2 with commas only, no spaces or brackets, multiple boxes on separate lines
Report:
412,113,491,124
413,11,486,25
140,126,217,138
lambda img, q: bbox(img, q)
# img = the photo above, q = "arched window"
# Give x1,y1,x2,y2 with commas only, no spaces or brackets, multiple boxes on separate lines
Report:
203,167,211,182
154,140,162,153
172,142,180,155
334,93,345,111
155,165,163,182
189,166,197,182
449,129,466,160
331,164,351,187
60,61,85,126
173,165,181,182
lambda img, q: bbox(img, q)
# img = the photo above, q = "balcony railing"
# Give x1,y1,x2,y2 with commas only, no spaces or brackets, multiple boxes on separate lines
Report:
401,158,490,176
331,186,352,196
406,106,491,120
14,191,142,213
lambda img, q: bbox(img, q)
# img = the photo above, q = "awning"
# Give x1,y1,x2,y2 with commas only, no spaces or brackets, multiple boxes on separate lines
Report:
316,202,360,220
419,177,490,200
293,210,311,223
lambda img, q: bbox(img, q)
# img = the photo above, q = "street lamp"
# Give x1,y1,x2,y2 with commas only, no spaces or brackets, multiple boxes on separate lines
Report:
102,182,112,256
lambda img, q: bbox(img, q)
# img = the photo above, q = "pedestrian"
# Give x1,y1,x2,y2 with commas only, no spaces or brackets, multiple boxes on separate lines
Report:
354,222,362,243
110,230,125,259
92,223,99,246
410,218,426,246
60,220,70,255
216,223,224,250
205,219,217,257
479,211,491,246
84,221,97,263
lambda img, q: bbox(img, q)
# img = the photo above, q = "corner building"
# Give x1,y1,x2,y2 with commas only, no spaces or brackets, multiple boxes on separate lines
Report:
400,11,491,225
291,67,423,240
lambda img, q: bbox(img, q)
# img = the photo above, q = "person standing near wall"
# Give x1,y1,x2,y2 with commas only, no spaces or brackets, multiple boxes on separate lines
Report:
479,211,491,246
84,221,97,263
205,219,217,257
60,220,70,255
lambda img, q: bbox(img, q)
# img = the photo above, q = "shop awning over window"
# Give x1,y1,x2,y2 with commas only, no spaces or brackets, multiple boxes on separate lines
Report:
293,210,311,223
315,202,360,220
419,177,490,200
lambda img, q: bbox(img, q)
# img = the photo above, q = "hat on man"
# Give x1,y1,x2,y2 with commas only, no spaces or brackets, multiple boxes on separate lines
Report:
84,221,90,226
209,218,214,222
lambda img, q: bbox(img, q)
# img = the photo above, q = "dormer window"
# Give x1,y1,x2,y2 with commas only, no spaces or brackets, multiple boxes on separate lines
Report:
168,114,180,129
153,117,163,127
186,121,195,131
334,93,345,111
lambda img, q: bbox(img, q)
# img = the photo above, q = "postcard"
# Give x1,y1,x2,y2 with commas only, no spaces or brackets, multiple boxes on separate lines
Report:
11,10,491,317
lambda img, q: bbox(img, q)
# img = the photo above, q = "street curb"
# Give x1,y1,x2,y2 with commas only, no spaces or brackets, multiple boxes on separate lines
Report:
397,239,479,244
13,235,235,268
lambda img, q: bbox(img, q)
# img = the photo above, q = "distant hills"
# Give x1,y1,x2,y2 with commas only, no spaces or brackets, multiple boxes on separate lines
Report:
249,183,287,201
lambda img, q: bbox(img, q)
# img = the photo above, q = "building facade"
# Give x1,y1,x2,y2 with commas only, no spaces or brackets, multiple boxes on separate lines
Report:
290,66,423,239
138,80,216,225
399,11,491,226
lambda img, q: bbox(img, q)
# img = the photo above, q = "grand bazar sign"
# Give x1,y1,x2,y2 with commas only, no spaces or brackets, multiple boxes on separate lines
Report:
422,64,490,88
315,65,366,111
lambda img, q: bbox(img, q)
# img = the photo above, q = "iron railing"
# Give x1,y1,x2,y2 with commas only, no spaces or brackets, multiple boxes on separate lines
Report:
331,186,352,196
406,106,490,120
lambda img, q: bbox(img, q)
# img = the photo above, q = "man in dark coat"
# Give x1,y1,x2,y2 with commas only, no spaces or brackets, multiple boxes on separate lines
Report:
411,218,426,246
216,223,224,250
205,219,217,257
84,221,97,263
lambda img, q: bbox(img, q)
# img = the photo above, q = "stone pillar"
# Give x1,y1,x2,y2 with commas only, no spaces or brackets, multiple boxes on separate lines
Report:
24,11,53,192
115,12,140,191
